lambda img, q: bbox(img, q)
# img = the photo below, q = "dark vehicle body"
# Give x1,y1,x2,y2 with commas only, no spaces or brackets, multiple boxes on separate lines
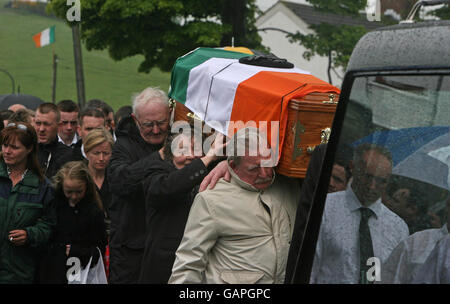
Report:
290,16,450,283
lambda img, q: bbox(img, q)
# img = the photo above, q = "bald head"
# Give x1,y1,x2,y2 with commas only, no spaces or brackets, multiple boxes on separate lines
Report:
8,104,27,112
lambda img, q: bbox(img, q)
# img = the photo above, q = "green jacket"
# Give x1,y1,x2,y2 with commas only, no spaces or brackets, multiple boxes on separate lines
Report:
0,161,56,283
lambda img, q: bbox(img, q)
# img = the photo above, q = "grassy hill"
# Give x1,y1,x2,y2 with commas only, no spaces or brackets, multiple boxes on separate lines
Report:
0,0,171,110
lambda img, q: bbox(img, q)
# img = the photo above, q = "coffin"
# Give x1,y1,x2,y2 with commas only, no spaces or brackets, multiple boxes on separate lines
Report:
276,92,338,177
169,47,340,178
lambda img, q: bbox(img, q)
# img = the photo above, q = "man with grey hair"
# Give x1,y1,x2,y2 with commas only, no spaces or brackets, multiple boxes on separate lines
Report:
107,87,171,283
169,127,299,284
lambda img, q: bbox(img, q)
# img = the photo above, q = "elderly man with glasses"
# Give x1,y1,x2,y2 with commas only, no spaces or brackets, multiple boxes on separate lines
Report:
107,87,171,284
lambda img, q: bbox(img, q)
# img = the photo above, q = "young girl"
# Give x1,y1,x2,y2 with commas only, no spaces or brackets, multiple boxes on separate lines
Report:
39,161,107,283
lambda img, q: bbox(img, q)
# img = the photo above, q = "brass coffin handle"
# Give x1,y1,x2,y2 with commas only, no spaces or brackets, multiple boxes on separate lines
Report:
321,127,331,143
187,112,202,121
307,127,332,154
322,94,338,104
169,98,176,109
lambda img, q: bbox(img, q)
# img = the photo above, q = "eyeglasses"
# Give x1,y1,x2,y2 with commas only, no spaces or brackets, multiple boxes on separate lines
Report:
7,122,27,131
136,119,168,130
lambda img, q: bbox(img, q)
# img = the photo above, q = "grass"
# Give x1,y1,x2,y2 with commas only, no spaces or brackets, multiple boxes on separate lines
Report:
0,0,171,110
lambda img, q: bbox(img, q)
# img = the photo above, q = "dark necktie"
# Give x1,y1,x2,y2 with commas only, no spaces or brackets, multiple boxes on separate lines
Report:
359,207,375,284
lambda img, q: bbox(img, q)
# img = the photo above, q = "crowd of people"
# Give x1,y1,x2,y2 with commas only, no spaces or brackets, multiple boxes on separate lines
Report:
0,86,448,284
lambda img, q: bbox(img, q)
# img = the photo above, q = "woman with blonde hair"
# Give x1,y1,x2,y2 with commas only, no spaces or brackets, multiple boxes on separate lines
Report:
39,161,107,283
83,127,114,228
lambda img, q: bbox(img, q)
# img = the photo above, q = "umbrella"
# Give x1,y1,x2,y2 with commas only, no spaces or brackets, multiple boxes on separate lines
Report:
352,126,450,166
393,132,450,191
0,94,44,111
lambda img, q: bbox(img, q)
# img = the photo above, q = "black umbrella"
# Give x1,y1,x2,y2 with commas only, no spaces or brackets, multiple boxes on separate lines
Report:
0,94,45,111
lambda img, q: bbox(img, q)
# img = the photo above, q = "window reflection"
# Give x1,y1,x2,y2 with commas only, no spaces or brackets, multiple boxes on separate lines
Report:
312,75,450,284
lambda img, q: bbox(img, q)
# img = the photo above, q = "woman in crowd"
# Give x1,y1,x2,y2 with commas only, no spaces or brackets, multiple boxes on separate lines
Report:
138,129,225,283
83,127,114,232
39,161,107,283
0,122,56,283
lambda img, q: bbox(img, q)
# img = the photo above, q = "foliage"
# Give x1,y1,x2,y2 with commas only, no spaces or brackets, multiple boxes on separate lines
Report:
287,0,371,73
47,0,264,73
289,24,367,70
429,4,450,20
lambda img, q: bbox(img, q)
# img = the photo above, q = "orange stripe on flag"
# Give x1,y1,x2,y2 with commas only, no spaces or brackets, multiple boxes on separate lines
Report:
33,33,42,48
229,72,340,162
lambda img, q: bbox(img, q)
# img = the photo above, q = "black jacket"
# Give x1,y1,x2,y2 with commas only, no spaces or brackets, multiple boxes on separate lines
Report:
138,153,208,283
38,195,107,284
71,139,85,162
37,137,80,178
107,117,162,249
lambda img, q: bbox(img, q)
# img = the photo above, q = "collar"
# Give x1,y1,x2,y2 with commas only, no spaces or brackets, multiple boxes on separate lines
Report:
226,159,275,192
0,160,39,188
344,180,382,219
39,136,59,149
58,133,78,146
81,143,87,159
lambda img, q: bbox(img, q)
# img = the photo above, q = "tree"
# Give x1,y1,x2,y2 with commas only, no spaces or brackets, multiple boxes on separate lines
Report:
286,0,374,84
47,0,264,73
429,3,450,20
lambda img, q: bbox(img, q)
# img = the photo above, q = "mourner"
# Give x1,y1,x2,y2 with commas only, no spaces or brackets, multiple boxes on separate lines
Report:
139,130,225,283
107,87,171,284
39,161,107,283
35,103,74,178
309,143,409,284
0,122,56,283
169,127,299,284
73,107,106,160
57,100,80,147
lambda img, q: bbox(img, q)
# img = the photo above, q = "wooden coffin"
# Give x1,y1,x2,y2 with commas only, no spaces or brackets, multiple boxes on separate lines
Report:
172,92,338,179
276,92,338,178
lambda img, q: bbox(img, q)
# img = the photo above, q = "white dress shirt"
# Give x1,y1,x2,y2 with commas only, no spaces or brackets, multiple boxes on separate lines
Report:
381,224,448,283
412,233,450,283
310,182,409,284
58,133,78,147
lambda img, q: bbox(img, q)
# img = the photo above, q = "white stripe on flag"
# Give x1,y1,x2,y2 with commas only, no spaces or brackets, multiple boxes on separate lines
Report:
185,57,311,135
40,28,50,46
185,58,238,123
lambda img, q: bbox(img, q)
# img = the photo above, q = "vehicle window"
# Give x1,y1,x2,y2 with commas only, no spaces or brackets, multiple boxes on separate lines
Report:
311,74,450,284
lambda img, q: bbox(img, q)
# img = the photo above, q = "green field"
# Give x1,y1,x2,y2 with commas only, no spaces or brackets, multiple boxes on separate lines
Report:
0,1,171,110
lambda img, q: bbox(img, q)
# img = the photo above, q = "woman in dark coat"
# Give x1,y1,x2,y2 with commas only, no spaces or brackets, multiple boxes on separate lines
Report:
0,122,56,283
138,130,224,283
39,161,107,283
83,127,114,236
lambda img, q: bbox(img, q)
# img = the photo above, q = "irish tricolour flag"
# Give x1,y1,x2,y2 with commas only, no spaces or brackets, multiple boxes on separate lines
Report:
33,26,55,48
169,47,340,160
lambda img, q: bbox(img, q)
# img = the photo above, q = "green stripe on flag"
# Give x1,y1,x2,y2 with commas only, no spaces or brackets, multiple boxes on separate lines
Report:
49,25,55,44
169,47,250,104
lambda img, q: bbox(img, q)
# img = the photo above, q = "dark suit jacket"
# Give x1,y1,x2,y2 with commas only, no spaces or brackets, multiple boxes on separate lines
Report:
37,137,79,178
